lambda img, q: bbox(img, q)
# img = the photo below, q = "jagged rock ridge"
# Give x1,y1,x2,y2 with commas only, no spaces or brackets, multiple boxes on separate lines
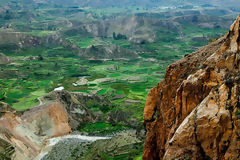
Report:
143,15,240,160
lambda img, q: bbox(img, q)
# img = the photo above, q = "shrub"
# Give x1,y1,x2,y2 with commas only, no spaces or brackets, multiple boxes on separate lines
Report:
236,110,240,119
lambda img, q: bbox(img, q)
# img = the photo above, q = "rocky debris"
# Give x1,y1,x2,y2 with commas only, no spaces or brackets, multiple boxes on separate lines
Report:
39,134,111,159
0,102,71,160
42,138,91,160
0,53,11,65
143,15,240,160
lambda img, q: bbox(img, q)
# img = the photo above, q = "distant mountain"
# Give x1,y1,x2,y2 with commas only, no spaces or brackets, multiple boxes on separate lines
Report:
30,0,240,9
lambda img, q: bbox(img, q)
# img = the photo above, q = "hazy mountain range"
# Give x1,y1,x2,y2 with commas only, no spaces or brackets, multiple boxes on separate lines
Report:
21,0,240,9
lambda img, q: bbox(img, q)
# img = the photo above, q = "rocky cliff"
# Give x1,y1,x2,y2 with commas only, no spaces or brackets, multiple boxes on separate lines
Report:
0,101,71,160
143,15,240,160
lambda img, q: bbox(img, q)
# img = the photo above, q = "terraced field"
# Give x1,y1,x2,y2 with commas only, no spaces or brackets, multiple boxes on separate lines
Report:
0,17,230,114
0,2,237,159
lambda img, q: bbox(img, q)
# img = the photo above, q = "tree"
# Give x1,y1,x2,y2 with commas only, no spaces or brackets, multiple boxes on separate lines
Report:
192,15,198,23
0,89,6,100
113,32,116,39
4,10,12,20
113,32,127,40
38,55,44,61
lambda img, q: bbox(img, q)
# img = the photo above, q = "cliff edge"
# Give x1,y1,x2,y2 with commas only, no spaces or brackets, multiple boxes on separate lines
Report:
143,15,240,160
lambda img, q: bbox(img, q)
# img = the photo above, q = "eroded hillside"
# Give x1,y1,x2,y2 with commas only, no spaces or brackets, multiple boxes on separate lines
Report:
0,91,144,160
143,15,240,160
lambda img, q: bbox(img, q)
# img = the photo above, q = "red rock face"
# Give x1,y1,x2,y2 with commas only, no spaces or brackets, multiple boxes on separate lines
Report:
21,102,72,138
143,16,240,160
0,102,71,159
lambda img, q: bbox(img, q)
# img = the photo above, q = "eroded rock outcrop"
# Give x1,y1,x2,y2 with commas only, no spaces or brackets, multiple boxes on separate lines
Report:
0,102,71,160
143,15,240,160
41,90,114,130
81,44,137,60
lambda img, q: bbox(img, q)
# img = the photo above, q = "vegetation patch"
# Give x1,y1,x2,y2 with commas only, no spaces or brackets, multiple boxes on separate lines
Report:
236,109,240,119
79,122,128,135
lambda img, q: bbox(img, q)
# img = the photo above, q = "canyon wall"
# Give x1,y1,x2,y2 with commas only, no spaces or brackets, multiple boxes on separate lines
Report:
143,15,240,160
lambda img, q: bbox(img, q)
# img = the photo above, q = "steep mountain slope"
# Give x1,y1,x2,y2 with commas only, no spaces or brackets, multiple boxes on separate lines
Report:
143,15,240,160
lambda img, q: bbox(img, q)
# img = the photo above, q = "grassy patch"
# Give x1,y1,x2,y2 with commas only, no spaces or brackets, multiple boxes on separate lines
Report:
79,122,128,135
236,110,240,119
26,30,56,37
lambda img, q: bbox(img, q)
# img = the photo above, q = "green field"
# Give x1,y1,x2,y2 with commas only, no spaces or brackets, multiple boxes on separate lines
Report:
0,2,234,159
